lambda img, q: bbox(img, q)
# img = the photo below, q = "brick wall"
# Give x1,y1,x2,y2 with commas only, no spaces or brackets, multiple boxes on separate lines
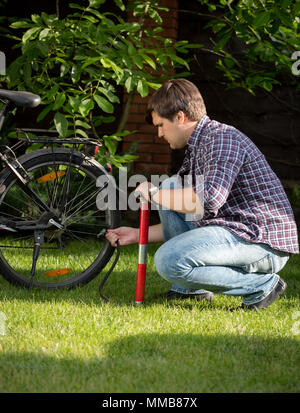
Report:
122,0,178,175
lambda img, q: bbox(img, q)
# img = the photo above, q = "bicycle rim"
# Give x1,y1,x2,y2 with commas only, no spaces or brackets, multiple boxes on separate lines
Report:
0,149,120,289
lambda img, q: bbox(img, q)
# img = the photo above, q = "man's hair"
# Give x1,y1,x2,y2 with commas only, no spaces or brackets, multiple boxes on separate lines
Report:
145,78,206,124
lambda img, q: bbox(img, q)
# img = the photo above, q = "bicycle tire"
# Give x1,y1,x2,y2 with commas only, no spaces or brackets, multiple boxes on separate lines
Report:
0,148,121,289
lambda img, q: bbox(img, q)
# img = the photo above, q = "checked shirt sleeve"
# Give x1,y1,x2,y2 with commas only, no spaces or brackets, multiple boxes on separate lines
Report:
201,129,244,217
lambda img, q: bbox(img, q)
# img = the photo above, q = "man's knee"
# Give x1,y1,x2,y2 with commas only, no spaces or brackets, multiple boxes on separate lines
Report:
154,240,200,283
154,243,177,282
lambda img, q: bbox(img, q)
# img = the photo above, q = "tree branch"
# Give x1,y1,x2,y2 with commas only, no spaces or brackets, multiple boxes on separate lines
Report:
117,92,134,133
174,8,229,24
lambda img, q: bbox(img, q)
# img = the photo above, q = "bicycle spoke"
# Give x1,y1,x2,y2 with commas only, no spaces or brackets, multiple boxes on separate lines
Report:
63,190,101,223
0,195,39,221
63,168,89,214
63,228,92,246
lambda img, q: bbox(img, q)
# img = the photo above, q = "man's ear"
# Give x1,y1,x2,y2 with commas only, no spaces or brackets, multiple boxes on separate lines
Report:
176,111,187,125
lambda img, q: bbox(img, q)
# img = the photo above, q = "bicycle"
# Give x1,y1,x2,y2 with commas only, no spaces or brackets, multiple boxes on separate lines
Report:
0,89,121,290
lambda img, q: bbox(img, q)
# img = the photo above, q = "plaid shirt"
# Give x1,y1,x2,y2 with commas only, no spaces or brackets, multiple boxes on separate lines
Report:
178,115,299,254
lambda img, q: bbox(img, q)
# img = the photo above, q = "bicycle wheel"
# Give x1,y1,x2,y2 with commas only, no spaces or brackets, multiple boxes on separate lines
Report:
0,148,121,289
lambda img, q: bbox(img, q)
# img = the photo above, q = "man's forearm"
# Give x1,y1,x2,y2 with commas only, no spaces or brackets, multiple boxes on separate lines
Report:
145,223,164,243
152,187,203,215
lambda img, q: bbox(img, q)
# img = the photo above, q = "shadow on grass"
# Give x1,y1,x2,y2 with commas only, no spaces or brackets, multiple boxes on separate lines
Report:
0,332,299,393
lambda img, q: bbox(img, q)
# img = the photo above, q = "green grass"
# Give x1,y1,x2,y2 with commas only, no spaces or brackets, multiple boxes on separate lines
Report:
0,242,299,393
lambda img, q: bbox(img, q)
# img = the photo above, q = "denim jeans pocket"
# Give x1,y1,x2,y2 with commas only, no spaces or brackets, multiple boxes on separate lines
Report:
241,254,273,274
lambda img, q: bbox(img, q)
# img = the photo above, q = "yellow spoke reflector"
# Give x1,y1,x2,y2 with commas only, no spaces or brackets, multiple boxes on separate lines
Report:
37,171,66,183
44,268,72,277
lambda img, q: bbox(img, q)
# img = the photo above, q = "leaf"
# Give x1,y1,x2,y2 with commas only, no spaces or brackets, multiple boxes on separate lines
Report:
137,79,149,97
69,96,81,112
82,57,101,69
125,76,135,93
252,12,271,28
157,54,168,65
79,99,94,117
141,54,156,70
147,82,162,90
45,85,59,100
22,27,41,43
25,142,43,153
36,40,49,57
54,112,68,137
75,120,91,129
171,55,190,70
224,57,235,68
69,3,86,10
94,95,114,113
148,8,163,24
113,0,125,11
101,115,116,124
39,28,50,41
60,63,69,77
96,25,108,43
89,0,106,8
100,58,123,75
262,80,273,91
211,22,226,34
104,137,117,155
127,42,136,55
71,64,81,83
53,92,66,110
75,129,89,139
10,20,32,29
37,103,53,122
97,87,120,103
214,31,232,51
31,14,42,25
41,12,57,26
111,130,135,138
132,54,143,69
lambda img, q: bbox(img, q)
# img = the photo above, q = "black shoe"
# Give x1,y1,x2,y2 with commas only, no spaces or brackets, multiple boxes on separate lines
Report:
163,290,214,302
231,278,287,311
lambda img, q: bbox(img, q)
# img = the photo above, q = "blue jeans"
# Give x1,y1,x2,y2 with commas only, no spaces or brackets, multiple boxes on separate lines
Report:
154,177,290,305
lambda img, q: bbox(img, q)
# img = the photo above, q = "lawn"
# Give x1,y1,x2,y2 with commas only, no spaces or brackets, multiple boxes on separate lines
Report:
0,242,299,393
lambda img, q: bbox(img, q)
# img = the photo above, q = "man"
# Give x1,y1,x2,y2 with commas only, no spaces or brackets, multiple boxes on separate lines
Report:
106,78,299,310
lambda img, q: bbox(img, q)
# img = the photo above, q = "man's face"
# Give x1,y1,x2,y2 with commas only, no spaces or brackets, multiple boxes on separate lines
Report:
151,111,188,150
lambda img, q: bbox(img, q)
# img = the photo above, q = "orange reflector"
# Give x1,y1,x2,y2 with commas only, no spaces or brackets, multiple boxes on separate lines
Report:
44,268,72,277
37,171,65,183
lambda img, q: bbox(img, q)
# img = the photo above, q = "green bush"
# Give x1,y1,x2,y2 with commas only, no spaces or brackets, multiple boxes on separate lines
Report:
2,0,194,166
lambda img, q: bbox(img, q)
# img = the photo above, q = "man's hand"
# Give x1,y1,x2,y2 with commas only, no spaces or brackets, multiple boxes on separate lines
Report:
106,224,164,246
106,227,139,247
134,181,155,203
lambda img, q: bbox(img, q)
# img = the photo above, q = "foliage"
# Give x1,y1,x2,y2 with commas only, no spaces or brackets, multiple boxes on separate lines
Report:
196,0,300,94
1,0,193,167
